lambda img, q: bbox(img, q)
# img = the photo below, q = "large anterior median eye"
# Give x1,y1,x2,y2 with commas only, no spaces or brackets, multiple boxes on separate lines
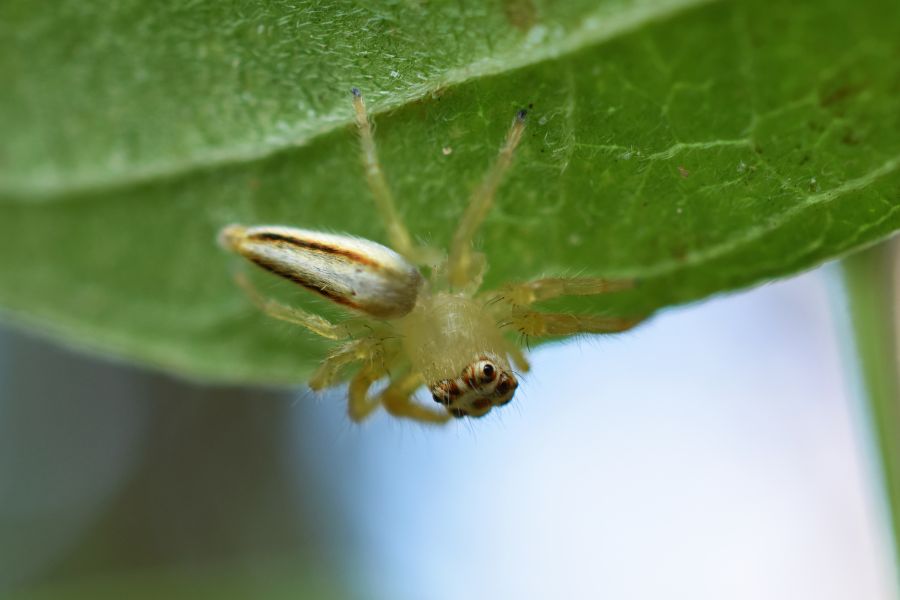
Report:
475,360,497,386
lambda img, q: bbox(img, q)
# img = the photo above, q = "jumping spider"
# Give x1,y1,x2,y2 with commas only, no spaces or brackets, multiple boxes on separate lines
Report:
219,88,642,424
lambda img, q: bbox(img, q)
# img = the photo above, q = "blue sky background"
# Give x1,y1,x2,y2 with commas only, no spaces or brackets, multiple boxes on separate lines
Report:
290,268,896,599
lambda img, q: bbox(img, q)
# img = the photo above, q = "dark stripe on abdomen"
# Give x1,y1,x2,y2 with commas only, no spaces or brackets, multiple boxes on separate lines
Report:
248,231,379,268
248,256,362,311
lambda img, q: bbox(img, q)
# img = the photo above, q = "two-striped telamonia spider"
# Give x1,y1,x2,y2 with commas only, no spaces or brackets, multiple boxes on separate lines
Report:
219,89,642,424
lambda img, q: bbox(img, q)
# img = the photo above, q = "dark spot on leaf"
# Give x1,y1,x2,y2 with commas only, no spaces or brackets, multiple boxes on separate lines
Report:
677,165,690,178
842,130,861,145
502,0,538,31
819,82,863,108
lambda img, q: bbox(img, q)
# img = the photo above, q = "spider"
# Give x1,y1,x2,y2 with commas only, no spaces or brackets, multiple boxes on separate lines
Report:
218,88,643,424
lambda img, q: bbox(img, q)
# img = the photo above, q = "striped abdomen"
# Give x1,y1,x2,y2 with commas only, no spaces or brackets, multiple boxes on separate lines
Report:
219,224,423,319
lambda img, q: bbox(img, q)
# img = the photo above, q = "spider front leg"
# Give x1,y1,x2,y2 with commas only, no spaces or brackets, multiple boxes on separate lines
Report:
506,341,531,373
348,362,383,422
512,309,644,337
351,89,441,267
310,337,381,390
486,275,639,349
381,372,451,425
497,276,636,306
447,109,527,290
348,366,449,425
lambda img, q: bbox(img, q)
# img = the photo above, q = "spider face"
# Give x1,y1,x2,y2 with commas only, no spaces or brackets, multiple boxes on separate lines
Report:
429,354,518,418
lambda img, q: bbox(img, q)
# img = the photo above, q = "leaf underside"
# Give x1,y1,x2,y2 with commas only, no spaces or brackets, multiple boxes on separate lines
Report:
0,0,898,384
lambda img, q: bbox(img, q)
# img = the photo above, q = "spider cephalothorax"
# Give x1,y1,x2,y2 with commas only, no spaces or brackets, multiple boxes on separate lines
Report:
218,88,642,425
429,354,518,418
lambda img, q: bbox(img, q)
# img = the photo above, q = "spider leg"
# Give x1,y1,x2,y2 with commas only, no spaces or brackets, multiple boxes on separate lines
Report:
351,89,441,266
234,272,349,340
498,276,635,307
310,337,380,390
381,372,451,425
513,309,645,337
348,362,383,422
347,366,450,425
447,109,527,290
506,342,531,373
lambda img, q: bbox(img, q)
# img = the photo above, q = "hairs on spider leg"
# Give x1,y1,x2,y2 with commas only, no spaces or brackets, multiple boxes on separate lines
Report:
484,295,506,307
519,331,532,352
373,333,403,342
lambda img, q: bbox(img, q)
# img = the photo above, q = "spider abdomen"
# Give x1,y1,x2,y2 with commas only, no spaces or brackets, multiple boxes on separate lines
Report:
219,224,423,319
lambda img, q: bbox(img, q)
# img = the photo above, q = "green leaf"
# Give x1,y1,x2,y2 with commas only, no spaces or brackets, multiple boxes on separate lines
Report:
1,0,898,384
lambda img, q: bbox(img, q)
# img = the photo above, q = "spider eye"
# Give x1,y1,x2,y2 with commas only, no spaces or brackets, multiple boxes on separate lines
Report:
482,363,495,378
